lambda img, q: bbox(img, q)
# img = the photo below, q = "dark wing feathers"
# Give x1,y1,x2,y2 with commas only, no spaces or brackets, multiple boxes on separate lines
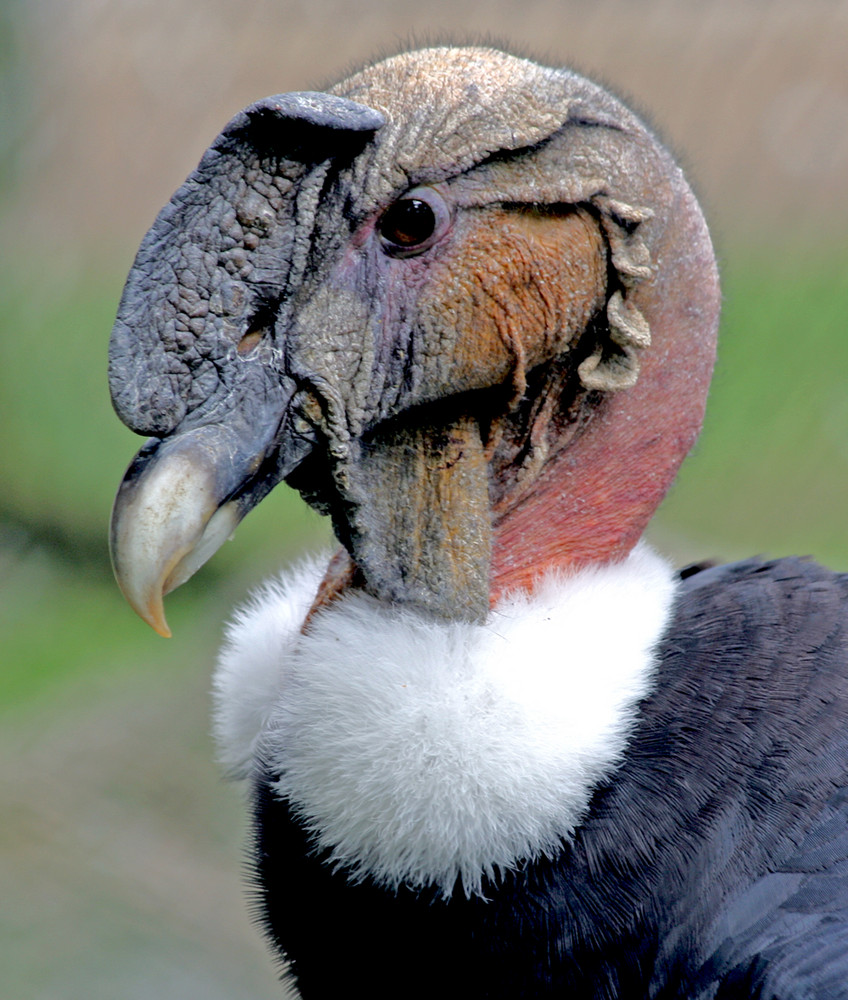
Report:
697,788,848,997
649,558,848,997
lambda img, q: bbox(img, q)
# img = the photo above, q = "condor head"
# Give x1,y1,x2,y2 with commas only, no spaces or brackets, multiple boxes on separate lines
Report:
109,47,719,636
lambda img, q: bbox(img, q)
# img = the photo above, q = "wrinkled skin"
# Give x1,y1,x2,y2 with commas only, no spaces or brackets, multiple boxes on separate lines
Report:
109,47,718,634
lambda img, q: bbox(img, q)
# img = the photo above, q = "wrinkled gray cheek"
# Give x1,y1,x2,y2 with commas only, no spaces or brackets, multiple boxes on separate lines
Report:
281,285,378,448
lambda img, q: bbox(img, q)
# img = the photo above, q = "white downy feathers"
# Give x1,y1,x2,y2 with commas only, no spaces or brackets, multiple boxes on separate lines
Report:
213,544,677,897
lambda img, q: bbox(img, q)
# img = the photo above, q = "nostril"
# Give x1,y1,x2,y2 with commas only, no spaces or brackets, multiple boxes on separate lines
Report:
237,329,264,355
237,306,276,355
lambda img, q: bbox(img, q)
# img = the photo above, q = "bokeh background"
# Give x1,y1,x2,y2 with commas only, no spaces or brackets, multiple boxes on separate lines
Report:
2,1,847,996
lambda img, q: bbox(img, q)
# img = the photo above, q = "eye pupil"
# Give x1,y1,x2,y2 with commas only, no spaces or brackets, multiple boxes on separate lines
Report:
379,198,437,248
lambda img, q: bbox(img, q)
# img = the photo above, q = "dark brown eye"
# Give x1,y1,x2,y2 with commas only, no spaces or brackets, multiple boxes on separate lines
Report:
378,185,451,256
381,199,435,246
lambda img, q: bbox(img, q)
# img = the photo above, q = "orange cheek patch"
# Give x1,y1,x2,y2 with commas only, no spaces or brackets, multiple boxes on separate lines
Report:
419,207,607,400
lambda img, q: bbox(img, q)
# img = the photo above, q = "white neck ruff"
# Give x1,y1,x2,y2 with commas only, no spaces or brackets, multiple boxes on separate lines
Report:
214,544,677,897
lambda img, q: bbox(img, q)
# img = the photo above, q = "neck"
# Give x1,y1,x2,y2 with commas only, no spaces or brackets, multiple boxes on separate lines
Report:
309,186,719,621
307,354,712,624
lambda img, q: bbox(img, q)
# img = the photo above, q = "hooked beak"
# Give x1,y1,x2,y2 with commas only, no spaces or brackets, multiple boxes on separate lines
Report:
110,436,236,636
110,408,313,636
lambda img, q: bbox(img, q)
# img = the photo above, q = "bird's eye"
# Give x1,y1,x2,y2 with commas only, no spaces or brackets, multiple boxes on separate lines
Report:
378,186,451,257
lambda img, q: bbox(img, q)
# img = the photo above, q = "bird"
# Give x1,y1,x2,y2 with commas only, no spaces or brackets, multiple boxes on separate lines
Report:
108,46,848,1000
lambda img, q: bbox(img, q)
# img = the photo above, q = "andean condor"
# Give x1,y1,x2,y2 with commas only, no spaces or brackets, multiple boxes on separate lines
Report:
108,46,848,999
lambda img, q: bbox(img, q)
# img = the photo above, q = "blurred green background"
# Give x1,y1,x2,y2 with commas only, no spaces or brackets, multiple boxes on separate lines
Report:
1,1,846,997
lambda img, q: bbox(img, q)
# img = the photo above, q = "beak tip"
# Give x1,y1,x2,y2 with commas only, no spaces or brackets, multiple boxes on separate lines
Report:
146,608,173,639
112,569,173,638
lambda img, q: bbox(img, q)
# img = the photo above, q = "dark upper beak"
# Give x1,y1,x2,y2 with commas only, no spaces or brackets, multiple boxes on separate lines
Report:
108,91,385,635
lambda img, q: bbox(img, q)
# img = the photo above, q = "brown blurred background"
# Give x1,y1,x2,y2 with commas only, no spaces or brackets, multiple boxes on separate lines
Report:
7,0,848,253
1,1,846,997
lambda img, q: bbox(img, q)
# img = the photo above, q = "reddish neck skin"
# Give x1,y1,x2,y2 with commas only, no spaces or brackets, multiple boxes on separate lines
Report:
490,371,702,603
491,224,720,601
